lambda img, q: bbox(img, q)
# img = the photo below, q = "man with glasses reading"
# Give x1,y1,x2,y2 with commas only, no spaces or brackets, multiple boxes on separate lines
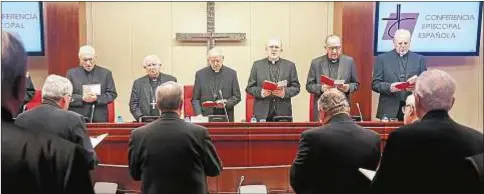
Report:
129,55,177,122
15,74,97,169
306,35,360,121
67,45,118,122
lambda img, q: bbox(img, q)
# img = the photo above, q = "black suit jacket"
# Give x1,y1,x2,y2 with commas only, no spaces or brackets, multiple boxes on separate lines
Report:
372,50,426,119
192,65,241,122
372,110,484,193
290,114,381,194
2,109,94,194
128,112,222,194
15,99,97,169
129,73,177,121
246,58,301,120
306,55,360,121
67,65,117,122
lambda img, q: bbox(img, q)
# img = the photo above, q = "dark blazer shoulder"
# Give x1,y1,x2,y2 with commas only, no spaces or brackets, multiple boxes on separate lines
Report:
311,55,325,65
133,75,147,85
160,73,177,81
95,65,112,74
280,58,295,66
223,65,237,74
340,54,354,61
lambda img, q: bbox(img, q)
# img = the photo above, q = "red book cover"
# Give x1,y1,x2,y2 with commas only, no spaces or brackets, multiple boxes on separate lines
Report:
395,82,414,90
202,101,218,108
320,75,335,86
262,80,278,91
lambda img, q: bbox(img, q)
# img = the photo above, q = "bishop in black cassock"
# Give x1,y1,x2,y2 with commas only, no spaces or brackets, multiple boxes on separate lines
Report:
129,55,177,121
67,45,117,123
192,48,241,122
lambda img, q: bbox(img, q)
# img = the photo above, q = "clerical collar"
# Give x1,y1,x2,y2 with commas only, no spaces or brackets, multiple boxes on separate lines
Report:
326,55,339,64
210,65,224,74
83,65,96,74
149,73,160,81
267,57,280,65
395,49,409,58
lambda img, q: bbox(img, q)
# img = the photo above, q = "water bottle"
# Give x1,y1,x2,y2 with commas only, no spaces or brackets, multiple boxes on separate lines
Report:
250,116,257,123
116,115,123,123
381,114,389,123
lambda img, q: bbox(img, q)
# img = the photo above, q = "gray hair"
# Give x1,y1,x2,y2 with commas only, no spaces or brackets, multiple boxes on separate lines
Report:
41,74,73,101
2,32,27,89
406,94,416,108
143,55,161,66
208,47,224,58
78,45,95,57
394,29,411,41
156,81,183,111
317,88,350,116
415,69,456,112
324,35,342,47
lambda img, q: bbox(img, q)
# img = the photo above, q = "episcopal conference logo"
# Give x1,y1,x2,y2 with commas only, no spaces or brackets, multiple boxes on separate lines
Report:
382,4,419,40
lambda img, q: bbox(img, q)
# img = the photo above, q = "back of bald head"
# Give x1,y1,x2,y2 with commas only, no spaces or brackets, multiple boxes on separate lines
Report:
318,88,350,116
2,32,27,98
156,81,183,111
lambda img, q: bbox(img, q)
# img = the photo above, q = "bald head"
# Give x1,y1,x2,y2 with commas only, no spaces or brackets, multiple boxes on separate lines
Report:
1,31,28,117
156,81,183,112
393,29,412,56
415,69,456,116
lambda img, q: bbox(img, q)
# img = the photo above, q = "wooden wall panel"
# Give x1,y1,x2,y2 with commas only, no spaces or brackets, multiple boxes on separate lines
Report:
45,2,81,76
341,2,374,121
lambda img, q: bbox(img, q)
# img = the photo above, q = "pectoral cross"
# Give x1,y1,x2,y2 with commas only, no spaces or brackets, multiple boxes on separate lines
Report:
175,1,246,51
151,99,157,109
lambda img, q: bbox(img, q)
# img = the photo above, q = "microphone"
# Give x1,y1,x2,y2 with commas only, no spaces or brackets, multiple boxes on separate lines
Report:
218,90,230,122
89,104,95,123
356,102,363,121
237,175,245,194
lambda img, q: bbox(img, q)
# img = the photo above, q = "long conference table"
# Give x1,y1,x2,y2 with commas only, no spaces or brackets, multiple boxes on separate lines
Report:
88,121,403,194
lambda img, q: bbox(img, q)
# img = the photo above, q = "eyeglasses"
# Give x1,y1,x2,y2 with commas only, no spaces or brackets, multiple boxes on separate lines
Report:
145,63,160,67
327,46,341,51
401,105,412,113
82,58,94,62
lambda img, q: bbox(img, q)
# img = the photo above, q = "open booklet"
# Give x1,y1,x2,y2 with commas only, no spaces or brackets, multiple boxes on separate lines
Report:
358,168,376,181
262,80,287,91
394,75,418,90
90,133,108,148
320,75,344,87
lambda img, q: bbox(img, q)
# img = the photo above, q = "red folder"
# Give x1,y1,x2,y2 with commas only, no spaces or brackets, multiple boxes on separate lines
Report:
395,82,415,90
320,75,335,86
262,80,278,91
202,101,219,108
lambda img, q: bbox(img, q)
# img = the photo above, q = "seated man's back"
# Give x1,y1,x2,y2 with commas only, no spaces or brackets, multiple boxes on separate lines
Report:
290,89,381,194
2,119,94,194
129,113,222,194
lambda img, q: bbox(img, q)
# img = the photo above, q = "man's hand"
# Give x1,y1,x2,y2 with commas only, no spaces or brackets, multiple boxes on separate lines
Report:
215,100,226,109
321,84,332,93
272,87,285,98
83,93,97,103
390,82,404,93
261,89,271,98
336,84,350,93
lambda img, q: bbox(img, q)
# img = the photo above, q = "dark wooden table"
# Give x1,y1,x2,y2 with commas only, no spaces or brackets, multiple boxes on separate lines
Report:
88,121,403,193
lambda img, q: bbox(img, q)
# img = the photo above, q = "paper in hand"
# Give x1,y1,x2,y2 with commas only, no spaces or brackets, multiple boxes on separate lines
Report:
83,84,101,95
90,133,108,148
358,168,376,181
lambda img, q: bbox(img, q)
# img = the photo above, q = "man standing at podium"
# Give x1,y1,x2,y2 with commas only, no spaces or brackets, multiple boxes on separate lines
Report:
372,29,427,121
129,81,222,194
246,39,301,121
67,45,118,123
129,55,177,122
192,48,241,122
306,35,360,121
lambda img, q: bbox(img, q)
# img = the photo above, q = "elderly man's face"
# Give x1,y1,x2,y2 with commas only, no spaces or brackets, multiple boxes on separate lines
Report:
325,38,342,61
144,61,161,78
266,42,282,60
394,35,411,56
208,56,223,72
80,54,96,72
403,103,417,125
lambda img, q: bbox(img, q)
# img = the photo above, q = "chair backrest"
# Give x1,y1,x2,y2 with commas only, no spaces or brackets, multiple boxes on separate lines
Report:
309,94,315,121
25,89,42,110
107,102,115,122
183,85,195,117
245,94,255,122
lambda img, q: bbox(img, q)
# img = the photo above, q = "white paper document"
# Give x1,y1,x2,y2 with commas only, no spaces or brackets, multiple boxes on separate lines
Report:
359,168,376,181
90,133,108,148
239,185,267,194
334,79,345,85
277,80,287,88
83,84,101,95
190,116,209,123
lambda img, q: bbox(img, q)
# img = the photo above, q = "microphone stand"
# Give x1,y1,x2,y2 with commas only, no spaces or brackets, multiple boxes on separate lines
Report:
218,90,230,122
